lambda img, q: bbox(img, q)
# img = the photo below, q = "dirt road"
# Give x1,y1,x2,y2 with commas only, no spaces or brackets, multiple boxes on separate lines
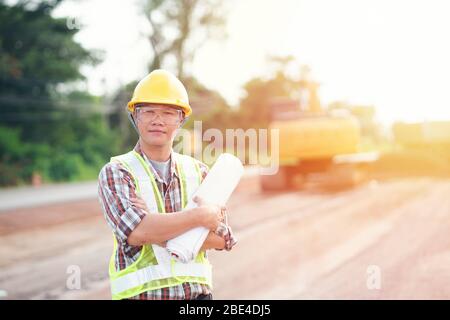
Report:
0,177,449,299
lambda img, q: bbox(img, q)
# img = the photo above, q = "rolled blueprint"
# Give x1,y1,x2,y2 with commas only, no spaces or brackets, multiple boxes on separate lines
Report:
167,153,244,263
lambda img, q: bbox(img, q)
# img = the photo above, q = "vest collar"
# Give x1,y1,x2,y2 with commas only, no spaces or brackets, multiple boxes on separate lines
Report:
133,142,180,183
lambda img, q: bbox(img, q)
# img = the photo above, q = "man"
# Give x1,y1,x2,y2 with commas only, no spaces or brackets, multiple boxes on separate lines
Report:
98,69,236,300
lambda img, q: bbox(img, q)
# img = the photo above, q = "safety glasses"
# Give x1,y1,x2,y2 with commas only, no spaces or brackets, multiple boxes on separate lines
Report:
135,106,183,125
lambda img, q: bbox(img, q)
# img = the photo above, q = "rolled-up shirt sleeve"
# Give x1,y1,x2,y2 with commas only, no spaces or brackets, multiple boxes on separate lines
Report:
98,162,145,245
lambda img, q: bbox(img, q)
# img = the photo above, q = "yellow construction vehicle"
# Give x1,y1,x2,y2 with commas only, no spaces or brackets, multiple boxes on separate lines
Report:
260,73,377,191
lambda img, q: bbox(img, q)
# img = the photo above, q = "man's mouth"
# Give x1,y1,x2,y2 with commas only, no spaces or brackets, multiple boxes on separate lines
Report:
148,129,167,134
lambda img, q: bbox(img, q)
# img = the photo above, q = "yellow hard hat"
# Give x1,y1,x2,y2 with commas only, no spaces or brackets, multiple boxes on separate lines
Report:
127,69,192,117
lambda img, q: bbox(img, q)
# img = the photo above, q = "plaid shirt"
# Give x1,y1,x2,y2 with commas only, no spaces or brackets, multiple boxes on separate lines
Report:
98,142,227,300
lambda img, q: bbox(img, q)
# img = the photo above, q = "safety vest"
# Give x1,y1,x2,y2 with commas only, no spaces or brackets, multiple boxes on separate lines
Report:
108,150,212,300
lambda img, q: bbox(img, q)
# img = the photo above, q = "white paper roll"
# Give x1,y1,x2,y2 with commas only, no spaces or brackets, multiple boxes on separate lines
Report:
167,153,244,262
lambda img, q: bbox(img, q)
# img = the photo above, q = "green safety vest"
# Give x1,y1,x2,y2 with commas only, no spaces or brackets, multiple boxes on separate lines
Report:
108,150,212,300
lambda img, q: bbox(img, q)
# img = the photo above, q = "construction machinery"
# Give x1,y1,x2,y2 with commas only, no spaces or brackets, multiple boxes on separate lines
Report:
260,72,377,191
393,121,450,161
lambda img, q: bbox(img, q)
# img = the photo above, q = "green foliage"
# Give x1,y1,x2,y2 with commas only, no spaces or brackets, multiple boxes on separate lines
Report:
0,126,25,185
0,121,119,185
48,152,84,181
0,1,119,187
0,0,99,141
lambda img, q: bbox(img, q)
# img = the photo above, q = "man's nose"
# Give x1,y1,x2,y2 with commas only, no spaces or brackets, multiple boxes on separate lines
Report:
150,113,165,125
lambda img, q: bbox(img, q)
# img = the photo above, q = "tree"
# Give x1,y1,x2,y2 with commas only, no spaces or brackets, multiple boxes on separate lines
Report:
0,0,99,143
0,0,116,186
239,71,302,129
238,57,326,128
142,0,227,79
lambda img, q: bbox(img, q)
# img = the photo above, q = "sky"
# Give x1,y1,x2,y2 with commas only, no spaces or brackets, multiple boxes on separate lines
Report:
53,0,450,125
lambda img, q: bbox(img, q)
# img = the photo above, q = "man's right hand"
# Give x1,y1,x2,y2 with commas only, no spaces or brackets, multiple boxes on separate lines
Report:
193,196,225,231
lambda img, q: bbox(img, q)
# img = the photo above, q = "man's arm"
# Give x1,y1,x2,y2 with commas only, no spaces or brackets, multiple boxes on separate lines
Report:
129,196,235,251
127,196,224,246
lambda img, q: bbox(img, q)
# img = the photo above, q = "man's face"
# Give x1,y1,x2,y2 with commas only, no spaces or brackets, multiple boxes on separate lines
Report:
134,104,184,147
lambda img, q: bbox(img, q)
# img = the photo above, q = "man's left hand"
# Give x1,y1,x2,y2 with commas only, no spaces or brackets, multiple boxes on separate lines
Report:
215,222,237,251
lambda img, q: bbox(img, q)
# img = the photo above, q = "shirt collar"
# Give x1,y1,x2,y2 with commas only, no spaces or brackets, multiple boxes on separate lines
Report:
133,141,179,183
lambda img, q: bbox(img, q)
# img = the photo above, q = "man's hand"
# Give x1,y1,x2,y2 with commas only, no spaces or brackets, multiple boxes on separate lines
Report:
200,231,226,251
215,222,238,251
193,196,226,231
200,206,238,252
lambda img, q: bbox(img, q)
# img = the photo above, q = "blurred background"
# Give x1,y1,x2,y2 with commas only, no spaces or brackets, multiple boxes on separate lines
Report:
0,0,449,299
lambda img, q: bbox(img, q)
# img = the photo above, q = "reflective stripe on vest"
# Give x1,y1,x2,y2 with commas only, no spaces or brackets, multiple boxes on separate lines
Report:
111,261,212,295
108,150,211,298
